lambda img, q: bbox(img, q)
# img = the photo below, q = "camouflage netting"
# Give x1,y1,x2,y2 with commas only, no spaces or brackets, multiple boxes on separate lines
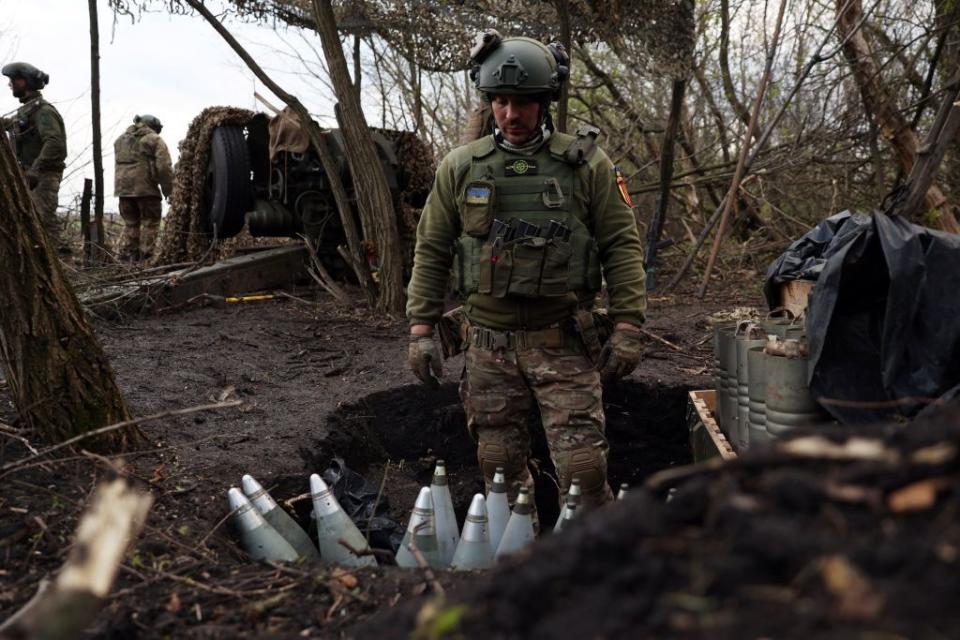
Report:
119,0,696,77
152,106,255,266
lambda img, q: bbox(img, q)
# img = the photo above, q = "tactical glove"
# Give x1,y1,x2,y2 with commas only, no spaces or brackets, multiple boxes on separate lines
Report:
24,168,39,189
408,335,442,387
596,328,644,381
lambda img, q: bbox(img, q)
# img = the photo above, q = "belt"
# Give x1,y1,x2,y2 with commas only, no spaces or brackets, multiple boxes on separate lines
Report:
467,323,566,351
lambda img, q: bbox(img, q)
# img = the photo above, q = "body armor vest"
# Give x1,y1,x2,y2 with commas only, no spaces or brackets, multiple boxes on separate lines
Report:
451,131,602,298
12,98,63,169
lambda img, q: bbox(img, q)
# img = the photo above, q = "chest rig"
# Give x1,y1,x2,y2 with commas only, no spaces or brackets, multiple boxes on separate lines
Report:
451,129,603,299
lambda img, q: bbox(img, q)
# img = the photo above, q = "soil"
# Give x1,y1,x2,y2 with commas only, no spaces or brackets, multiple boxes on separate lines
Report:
364,407,960,640
0,264,766,638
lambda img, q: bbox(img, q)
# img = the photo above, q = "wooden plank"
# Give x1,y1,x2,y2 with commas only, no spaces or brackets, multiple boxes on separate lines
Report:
688,389,736,461
780,280,814,318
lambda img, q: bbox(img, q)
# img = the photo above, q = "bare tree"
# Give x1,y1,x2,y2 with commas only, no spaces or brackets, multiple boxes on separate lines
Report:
88,0,107,261
311,0,406,313
836,0,959,232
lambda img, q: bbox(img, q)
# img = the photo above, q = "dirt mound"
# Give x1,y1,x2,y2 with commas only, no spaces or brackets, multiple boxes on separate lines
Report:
363,405,960,639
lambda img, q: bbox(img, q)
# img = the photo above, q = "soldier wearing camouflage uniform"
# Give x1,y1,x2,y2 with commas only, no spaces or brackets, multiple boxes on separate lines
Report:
406,33,647,516
1,62,68,250
114,114,174,261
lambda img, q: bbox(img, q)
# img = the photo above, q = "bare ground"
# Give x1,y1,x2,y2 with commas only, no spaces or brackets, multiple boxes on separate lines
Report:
0,265,763,638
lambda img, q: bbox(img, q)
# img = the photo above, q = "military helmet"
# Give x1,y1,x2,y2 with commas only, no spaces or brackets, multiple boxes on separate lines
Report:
134,114,163,133
470,33,569,100
1,62,49,91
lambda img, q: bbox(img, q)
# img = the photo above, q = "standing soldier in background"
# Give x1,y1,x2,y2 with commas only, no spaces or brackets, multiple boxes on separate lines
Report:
1,62,68,252
114,114,174,262
406,32,647,519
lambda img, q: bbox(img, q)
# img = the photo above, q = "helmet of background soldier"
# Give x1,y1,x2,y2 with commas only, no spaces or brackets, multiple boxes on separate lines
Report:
134,114,163,133
469,33,569,101
2,62,50,97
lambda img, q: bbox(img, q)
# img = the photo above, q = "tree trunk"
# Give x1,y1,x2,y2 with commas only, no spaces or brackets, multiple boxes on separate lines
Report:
311,0,406,314
88,0,106,259
353,34,362,102
935,0,960,202
0,137,131,448
645,78,687,290
692,62,731,164
719,0,752,131
406,42,424,132
555,0,572,133
80,178,93,262
836,0,959,232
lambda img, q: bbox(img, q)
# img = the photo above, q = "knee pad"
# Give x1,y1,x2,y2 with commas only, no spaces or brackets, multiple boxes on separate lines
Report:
477,440,524,481
565,446,607,495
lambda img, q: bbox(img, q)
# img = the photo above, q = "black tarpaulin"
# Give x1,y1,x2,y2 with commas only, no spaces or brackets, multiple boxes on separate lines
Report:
767,211,960,423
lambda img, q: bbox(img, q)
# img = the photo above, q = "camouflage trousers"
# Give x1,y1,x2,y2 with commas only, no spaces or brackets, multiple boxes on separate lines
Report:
460,325,615,523
30,169,63,248
118,196,162,261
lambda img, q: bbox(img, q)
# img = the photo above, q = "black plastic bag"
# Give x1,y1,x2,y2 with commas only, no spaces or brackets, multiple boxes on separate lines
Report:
802,211,960,423
763,211,872,308
322,457,403,552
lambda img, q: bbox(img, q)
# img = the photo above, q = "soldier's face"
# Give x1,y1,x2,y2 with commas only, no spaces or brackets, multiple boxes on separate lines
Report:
8,77,27,98
491,94,541,145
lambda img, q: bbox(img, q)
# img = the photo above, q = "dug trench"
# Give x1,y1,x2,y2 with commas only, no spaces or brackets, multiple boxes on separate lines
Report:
291,379,692,544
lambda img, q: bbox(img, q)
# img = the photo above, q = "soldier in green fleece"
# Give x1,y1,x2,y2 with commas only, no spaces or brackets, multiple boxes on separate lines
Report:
1,62,68,250
406,32,647,515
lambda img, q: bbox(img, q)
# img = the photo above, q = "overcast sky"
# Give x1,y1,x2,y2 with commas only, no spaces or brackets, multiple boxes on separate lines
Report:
1,0,351,214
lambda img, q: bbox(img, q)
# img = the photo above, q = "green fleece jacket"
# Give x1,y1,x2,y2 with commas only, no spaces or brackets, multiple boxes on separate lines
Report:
406,132,646,330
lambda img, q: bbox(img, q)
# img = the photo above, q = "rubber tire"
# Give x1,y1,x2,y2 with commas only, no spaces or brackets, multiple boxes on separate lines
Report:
203,125,252,239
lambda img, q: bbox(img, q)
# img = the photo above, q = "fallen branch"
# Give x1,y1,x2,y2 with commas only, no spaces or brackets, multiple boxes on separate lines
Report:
365,461,391,544
408,521,445,597
302,234,350,303
639,327,682,352
337,537,397,563
0,480,153,640
0,400,243,476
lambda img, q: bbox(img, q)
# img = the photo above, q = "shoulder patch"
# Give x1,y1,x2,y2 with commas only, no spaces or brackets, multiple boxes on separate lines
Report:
614,165,634,208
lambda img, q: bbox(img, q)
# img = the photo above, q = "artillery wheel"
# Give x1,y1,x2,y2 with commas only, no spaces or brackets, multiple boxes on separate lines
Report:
203,125,252,239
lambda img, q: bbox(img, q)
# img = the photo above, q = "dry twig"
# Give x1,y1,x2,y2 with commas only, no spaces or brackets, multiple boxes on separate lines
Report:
0,400,243,476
